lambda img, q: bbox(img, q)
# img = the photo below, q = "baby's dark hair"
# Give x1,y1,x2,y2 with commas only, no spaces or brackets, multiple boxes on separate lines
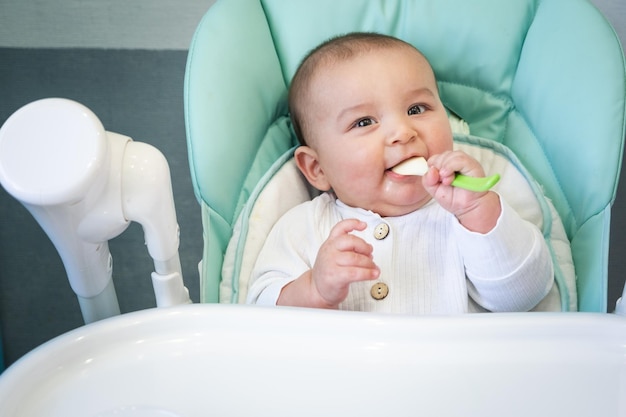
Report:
288,32,420,146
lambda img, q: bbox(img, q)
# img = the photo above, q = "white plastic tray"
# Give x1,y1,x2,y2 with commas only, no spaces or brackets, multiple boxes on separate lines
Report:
0,304,625,416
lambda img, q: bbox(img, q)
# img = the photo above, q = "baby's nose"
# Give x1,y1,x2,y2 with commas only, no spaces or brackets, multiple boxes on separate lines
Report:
387,121,417,145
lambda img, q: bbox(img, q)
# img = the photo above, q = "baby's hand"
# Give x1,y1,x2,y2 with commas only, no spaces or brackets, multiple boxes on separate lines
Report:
310,219,380,308
423,150,501,233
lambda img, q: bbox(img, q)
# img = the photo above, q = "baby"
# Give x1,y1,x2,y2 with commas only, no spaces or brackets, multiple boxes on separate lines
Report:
246,32,553,313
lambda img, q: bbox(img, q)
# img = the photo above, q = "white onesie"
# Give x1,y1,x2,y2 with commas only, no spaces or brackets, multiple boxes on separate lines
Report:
246,192,554,314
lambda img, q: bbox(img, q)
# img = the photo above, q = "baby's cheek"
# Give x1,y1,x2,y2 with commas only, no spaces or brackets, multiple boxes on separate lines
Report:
430,127,454,153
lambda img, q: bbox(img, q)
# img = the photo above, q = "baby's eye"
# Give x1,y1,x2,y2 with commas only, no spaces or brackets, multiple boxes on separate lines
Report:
353,117,375,128
408,104,427,115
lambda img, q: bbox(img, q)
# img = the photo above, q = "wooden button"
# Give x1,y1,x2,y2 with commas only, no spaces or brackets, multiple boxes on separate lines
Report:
370,282,389,300
373,223,390,240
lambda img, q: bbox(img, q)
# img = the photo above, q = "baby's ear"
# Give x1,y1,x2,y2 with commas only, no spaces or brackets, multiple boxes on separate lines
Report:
294,146,331,191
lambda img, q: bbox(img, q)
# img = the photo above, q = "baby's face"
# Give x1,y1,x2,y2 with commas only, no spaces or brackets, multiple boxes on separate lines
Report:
304,46,453,217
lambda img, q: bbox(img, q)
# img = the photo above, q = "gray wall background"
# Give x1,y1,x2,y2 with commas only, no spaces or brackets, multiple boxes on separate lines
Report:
0,0,625,367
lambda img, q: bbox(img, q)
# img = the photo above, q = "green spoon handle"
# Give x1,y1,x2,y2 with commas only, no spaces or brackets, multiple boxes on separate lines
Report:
451,173,501,192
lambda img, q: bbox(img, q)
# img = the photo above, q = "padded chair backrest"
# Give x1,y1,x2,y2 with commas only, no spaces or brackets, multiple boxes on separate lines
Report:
185,0,626,311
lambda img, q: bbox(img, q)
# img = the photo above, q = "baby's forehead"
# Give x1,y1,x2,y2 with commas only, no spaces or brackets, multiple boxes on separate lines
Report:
316,44,429,76
309,45,432,87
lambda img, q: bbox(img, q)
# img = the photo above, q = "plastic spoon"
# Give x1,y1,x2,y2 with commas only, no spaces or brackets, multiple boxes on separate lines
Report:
391,157,500,192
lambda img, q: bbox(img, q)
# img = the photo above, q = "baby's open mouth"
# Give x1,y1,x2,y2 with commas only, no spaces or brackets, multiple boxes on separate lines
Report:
391,157,429,176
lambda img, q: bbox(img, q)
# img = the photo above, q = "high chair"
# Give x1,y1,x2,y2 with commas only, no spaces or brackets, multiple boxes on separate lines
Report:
1,0,626,416
185,0,626,312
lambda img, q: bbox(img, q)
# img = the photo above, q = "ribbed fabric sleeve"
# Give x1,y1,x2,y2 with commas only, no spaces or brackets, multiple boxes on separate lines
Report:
453,197,553,311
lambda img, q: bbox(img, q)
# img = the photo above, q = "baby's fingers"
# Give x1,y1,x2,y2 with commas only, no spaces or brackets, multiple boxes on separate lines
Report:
328,218,368,238
335,247,378,269
428,151,484,177
333,233,374,258
326,218,374,257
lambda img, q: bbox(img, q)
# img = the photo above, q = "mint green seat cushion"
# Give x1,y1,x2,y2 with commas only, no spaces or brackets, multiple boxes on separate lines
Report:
185,0,626,311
